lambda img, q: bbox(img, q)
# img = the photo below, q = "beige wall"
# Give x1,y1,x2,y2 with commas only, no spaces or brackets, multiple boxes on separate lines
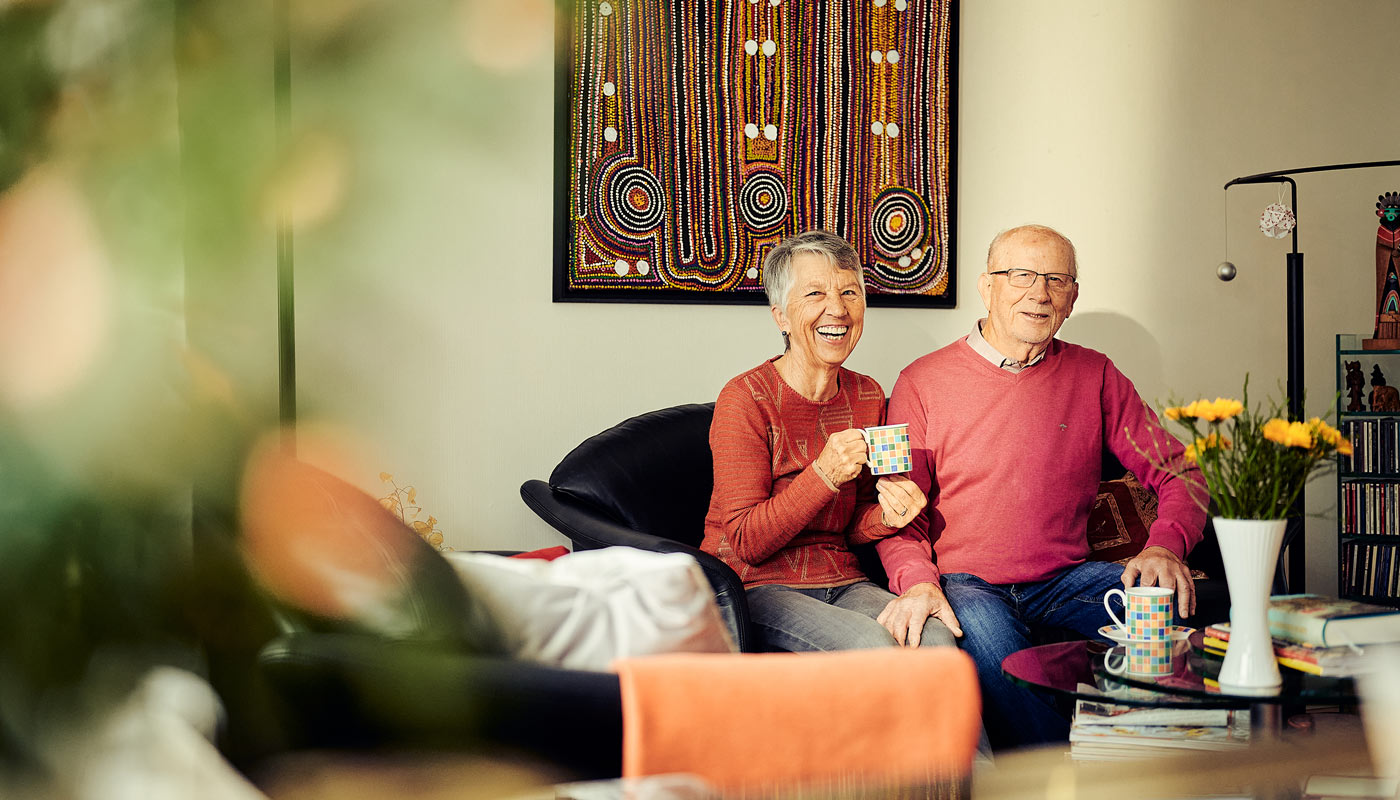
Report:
293,1,1400,593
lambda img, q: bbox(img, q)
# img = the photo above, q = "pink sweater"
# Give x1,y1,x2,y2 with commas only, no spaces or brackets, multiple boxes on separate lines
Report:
877,338,1206,593
700,359,895,588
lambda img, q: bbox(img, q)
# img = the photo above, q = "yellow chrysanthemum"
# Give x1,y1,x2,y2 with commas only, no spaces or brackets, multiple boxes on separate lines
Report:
1307,418,1349,450
1260,418,1288,444
1170,398,1243,422
1189,398,1240,422
1171,400,1201,420
1310,418,1355,456
1183,432,1231,463
1205,398,1244,422
1262,418,1314,448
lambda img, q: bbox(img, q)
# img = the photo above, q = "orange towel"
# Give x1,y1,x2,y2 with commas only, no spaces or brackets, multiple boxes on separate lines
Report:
616,648,980,793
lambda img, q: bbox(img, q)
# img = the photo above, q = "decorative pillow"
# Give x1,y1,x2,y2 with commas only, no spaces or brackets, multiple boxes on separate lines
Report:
1086,473,1156,565
239,446,503,652
1087,472,1207,579
509,545,570,561
443,547,737,671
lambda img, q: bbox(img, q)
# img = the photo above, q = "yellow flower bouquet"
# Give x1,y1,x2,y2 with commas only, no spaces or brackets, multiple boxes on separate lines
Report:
1154,380,1351,520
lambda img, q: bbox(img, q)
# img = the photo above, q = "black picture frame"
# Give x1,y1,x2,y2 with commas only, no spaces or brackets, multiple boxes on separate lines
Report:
554,1,958,307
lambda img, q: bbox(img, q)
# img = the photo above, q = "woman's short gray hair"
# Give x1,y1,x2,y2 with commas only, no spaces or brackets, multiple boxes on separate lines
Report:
762,230,864,310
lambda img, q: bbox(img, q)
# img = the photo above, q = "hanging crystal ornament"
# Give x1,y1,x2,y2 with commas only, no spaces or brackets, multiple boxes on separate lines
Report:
1259,187,1296,239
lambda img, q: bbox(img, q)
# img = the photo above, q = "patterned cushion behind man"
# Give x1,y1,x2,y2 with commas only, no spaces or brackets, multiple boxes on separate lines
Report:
1087,472,1206,578
1087,473,1158,564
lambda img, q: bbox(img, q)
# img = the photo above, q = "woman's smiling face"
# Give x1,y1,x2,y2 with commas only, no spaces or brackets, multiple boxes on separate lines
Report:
772,251,866,374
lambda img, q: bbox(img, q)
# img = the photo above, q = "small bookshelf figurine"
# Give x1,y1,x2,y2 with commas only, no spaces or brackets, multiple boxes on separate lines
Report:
1345,360,1366,412
1371,365,1400,412
1365,191,1400,349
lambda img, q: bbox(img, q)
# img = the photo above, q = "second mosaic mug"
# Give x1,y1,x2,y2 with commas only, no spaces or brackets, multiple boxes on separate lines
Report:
1103,585,1174,640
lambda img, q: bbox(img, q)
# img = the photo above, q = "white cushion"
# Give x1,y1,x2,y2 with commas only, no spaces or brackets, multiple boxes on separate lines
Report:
442,547,737,671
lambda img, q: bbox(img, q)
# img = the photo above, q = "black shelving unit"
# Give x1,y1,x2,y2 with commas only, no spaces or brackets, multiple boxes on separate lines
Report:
1335,335,1400,606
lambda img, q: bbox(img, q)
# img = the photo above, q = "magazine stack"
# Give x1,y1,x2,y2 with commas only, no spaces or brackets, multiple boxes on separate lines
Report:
1069,690,1248,761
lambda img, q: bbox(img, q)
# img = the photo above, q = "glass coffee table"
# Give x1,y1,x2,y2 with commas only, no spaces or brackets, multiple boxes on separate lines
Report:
1001,631,1358,740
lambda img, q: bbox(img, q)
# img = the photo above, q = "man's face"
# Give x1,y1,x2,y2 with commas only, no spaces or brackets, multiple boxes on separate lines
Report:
977,231,1078,357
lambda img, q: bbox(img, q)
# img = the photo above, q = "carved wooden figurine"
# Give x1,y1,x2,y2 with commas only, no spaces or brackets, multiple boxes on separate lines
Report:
1370,365,1400,413
1367,192,1400,348
1346,360,1366,412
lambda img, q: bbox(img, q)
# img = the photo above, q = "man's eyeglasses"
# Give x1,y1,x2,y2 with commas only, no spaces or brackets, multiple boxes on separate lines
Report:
988,269,1077,293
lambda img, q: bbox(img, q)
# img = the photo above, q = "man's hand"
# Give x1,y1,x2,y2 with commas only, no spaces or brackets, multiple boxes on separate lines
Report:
1121,545,1196,618
877,582,963,646
875,476,927,529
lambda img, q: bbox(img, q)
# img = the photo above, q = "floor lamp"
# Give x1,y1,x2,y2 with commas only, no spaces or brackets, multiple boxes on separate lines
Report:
1222,158,1400,593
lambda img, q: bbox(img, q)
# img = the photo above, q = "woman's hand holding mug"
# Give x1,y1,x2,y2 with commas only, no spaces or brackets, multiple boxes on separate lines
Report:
876,476,926,528
813,429,868,486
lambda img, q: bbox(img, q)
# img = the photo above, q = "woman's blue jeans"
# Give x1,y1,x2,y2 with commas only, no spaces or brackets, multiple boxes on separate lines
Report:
746,580,958,652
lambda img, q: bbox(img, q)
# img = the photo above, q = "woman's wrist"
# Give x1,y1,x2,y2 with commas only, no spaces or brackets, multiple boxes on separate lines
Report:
810,460,839,491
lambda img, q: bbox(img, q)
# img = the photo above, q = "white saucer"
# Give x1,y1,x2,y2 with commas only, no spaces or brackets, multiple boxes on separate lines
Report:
1098,624,1196,644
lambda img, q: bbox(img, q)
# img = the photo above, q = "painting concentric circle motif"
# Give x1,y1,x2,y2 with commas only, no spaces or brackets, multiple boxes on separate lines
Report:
738,171,787,232
870,188,929,259
606,165,666,234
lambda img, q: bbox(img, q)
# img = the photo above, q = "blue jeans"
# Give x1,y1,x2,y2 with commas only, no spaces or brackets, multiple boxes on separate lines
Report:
746,580,958,652
942,561,1124,751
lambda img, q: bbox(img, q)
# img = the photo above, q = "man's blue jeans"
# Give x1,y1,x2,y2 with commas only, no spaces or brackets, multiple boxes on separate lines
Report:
941,561,1124,750
746,580,958,652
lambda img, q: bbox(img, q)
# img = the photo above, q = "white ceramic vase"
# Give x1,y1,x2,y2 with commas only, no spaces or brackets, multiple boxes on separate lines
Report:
1213,516,1288,694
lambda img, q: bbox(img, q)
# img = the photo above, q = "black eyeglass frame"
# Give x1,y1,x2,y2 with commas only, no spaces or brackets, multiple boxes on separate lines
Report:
987,269,1078,291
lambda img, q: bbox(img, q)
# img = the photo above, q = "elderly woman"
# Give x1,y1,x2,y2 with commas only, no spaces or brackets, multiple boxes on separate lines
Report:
699,230,958,652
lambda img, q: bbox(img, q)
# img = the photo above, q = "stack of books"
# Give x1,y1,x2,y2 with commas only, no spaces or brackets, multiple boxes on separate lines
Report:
1201,624,1370,677
1069,690,1248,761
1200,594,1400,678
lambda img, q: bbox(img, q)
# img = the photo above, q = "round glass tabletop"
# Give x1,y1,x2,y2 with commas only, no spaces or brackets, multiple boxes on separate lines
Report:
1001,632,1357,708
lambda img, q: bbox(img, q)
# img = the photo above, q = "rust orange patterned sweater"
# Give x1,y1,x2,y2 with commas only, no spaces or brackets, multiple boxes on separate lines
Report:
699,358,896,588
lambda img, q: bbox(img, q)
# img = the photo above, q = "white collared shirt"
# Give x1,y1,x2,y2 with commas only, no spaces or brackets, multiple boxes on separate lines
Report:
966,318,1045,373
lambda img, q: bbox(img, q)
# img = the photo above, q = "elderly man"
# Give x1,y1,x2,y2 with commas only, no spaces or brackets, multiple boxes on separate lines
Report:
875,224,1206,750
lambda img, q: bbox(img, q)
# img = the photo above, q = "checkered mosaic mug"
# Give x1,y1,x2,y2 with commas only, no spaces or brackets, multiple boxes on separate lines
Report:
859,423,911,476
1103,585,1174,641
1104,638,1176,676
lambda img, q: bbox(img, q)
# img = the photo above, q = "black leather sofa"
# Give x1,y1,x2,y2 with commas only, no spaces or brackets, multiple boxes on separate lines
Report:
520,403,759,650
520,402,1243,651
251,629,621,778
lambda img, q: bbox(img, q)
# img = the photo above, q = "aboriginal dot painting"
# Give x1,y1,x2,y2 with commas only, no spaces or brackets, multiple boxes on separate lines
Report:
556,0,957,305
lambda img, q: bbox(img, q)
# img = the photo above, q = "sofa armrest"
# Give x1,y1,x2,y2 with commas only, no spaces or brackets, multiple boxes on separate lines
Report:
520,480,753,652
